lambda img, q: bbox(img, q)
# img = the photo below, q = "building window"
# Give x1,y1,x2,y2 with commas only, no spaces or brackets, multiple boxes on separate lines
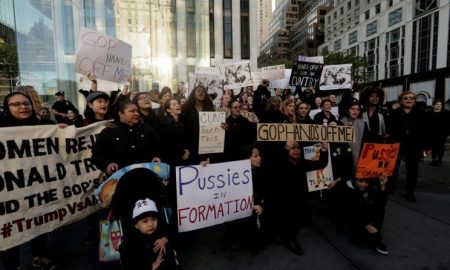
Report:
366,20,377,37
62,1,75,54
349,30,357,45
223,0,233,58
385,27,404,78
355,0,360,5
375,4,380,14
347,2,351,10
84,0,96,28
388,0,393,7
334,39,342,50
412,13,438,72
186,0,196,58
415,0,438,17
209,0,215,58
365,38,378,81
365,10,370,20
240,0,250,59
389,8,402,27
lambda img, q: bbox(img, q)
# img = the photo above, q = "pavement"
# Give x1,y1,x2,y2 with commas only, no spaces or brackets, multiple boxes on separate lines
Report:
2,156,449,270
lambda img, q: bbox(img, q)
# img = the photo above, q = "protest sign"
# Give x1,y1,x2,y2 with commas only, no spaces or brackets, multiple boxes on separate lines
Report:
75,27,132,83
355,143,400,179
0,122,108,251
298,55,324,64
176,160,253,232
289,61,323,89
198,112,226,154
270,69,292,89
241,111,259,123
261,65,285,80
319,64,353,90
257,123,355,143
220,61,254,90
188,72,223,106
251,71,263,88
304,144,333,192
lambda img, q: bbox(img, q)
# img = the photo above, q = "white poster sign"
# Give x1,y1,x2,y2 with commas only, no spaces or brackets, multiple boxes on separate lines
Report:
176,160,253,232
0,122,107,250
304,144,333,192
188,72,223,106
319,64,353,90
220,61,254,90
262,65,285,80
198,112,226,154
298,55,324,64
75,27,132,83
270,69,292,89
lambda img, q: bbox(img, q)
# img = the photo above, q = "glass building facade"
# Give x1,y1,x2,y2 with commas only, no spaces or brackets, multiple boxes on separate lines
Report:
0,0,256,106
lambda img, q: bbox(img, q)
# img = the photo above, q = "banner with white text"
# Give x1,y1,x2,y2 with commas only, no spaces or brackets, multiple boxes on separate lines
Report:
176,160,253,232
0,122,107,250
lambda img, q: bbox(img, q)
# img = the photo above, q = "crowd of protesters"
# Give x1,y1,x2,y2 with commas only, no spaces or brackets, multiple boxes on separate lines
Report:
0,74,449,270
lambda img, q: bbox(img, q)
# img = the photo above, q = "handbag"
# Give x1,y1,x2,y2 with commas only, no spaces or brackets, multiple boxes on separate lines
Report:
99,209,123,262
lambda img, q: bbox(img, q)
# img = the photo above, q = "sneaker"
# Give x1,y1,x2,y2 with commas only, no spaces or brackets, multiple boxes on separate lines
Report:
374,241,389,255
32,256,56,270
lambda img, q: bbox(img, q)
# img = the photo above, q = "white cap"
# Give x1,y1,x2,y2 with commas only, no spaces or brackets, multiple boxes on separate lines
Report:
132,198,158,223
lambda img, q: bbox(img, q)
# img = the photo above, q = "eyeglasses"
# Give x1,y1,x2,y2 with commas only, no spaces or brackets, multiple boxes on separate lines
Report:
8,101,32,108
232,106,241,109
402,96,415,100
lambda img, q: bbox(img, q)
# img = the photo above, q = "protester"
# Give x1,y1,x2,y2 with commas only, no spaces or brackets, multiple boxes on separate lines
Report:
0,92,57,270
37,107,54,124
91,100,161,175
51,91,77,123
271,140,328,255
388,91,430,202
340,100,365,167
65,108,83,127
360,86,387,143
132,92,157,126
341,176,389,255
82,91,110,126
149,82,160,103
427,99,450,166
155,87,173,119
223,100,255,161
313,99,337,125
14,85,46,118
296,102,313,124
252,80,271,117
281,99,297,123
174,81,186,101
180,86,215,164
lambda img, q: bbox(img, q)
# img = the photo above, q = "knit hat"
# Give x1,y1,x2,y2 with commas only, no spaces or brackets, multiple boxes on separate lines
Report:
132,198,158,224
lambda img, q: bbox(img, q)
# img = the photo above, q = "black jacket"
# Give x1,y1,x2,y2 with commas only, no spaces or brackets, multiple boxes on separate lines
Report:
224,115,255,161
92,121,161,172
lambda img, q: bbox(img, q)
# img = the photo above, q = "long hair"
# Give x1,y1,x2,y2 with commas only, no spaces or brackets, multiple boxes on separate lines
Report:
14,85,45,114
183,86,214,112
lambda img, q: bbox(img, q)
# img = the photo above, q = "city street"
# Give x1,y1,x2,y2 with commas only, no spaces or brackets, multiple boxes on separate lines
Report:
2,156,449,270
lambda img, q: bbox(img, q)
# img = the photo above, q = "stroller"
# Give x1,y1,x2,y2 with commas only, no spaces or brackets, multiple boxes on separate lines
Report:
108,167,181,269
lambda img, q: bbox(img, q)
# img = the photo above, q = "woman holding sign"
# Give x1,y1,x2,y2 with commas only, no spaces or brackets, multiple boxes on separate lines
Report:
0,92,57,270
180,86,216,164
271,140,328,256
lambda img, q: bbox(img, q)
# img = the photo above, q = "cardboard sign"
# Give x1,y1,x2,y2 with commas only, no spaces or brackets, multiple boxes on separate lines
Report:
176,160,253,232
289,61,323,89
75,28,132,83
319,64,353,90
298,55,324,64
241,111,259,123
220,61,254,90
304,144,333,192
261,65,285,80
198,112,227,154
355,143,400,178
0,122,108,250
257,123,355,143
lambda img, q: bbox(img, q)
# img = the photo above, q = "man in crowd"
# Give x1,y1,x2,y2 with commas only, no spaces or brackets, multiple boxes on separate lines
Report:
52,91,77,123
